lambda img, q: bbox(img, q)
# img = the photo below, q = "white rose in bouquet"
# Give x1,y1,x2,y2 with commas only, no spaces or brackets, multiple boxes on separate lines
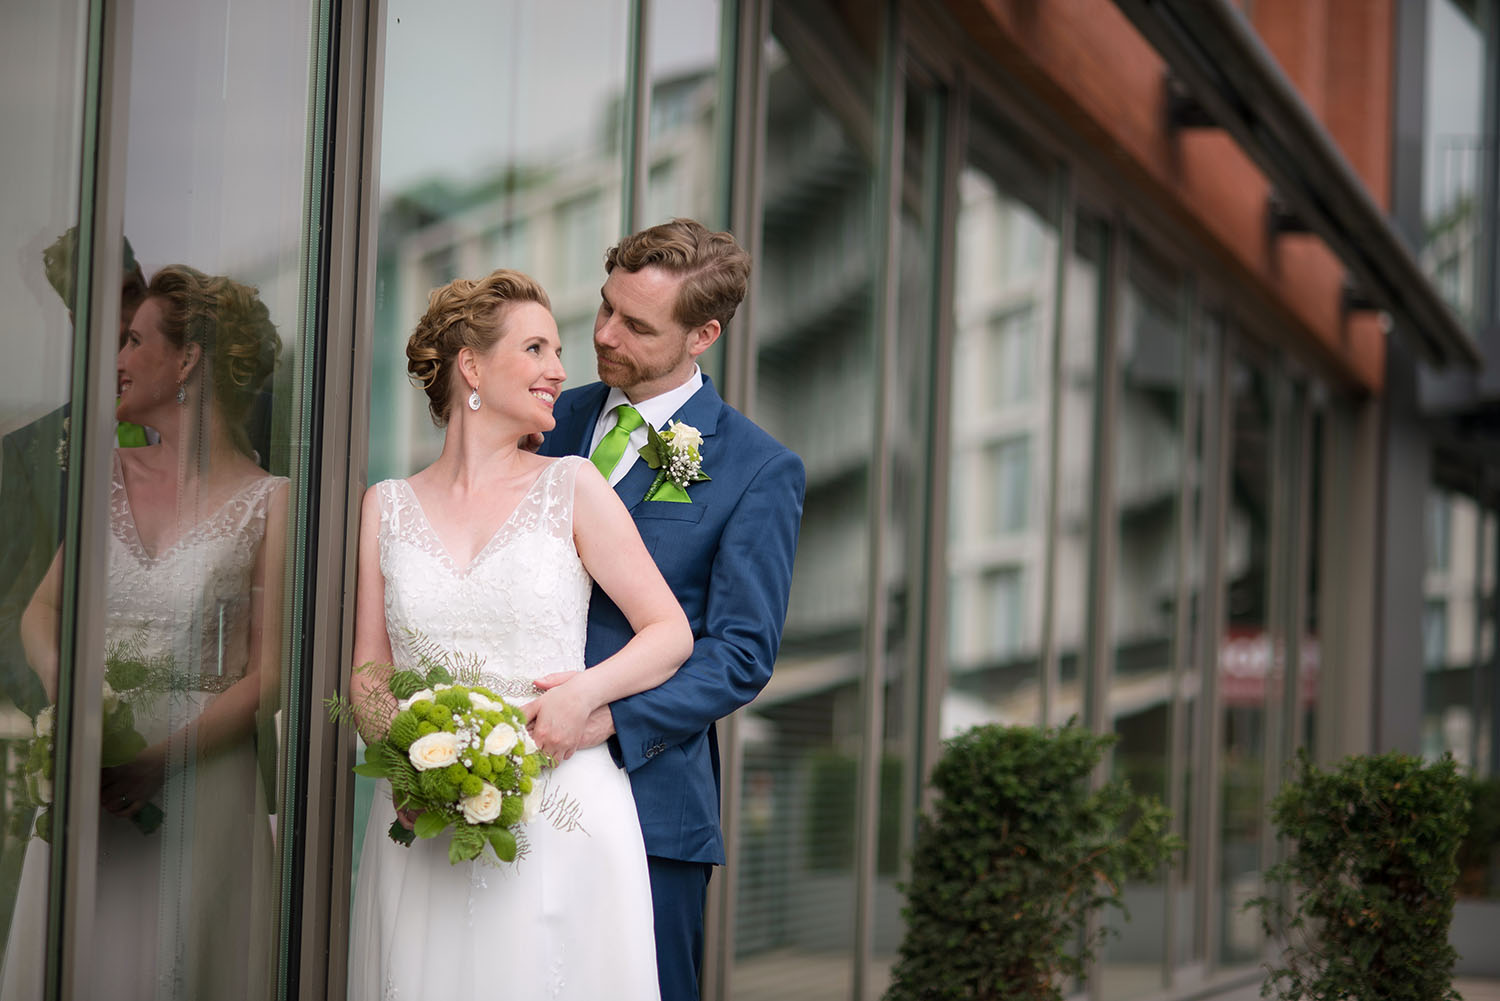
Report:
408,732,461,771
468,691,499,713
521,789,541,824
34,706,54,740
520,726,538,754
459,782,502,824
36,776,52,806
100,680,119,714
483,723,518,755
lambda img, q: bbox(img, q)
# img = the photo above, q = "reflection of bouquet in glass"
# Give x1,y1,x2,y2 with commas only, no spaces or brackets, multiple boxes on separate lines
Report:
328,632,580,865
24,638,165,841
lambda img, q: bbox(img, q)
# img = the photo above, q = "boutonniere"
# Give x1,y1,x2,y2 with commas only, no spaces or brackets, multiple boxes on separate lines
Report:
54,417,70,470
638,421,710,503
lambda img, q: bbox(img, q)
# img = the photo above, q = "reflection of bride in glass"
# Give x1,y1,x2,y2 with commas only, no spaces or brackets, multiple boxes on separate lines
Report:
3,265,288,1001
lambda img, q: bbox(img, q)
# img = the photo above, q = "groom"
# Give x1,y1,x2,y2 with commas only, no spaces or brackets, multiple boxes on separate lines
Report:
538,218,804,1001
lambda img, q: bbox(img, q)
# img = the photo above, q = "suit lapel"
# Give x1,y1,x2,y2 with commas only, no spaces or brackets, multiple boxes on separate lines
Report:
555,383,610,458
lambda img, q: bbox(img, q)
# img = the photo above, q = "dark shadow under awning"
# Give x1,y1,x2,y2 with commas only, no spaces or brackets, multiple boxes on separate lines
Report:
1111,0,1482,371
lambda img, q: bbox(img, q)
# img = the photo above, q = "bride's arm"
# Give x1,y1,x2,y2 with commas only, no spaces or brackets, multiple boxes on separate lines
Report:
20,547,64,701
524,463,691,760
349,485,396,743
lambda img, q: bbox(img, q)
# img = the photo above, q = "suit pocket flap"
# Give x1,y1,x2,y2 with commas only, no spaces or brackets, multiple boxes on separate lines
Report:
633,500,708,523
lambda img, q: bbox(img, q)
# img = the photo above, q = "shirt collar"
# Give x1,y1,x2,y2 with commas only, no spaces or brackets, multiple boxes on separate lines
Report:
600,366,703,431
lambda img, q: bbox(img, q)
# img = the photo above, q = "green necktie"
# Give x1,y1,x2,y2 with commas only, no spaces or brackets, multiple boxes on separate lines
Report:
589,404,645,478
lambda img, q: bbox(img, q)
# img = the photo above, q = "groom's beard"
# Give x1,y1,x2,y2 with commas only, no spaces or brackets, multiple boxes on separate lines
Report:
594,344,691,391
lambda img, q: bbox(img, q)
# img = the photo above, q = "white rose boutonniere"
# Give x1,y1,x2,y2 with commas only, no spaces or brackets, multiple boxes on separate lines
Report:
638,420,711,503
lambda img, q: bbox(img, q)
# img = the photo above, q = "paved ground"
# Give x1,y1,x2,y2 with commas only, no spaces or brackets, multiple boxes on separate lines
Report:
1458,979,1500,1001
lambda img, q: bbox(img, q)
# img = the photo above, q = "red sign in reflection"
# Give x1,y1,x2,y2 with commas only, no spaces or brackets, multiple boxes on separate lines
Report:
1220,628,1320,708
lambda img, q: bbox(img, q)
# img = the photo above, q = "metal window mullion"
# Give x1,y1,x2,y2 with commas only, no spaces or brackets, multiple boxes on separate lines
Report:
896,73,948,908
1196,320,1231,975
621,0,651,235
1082,216,1124,1001
1164,283,1202,985
1259,370,1289,889
1039,167,1075,728
852,7,903,998
56,2,132,995
1281,389,1314,766
916,67,966,812
704,3,766,997
297,0,386,996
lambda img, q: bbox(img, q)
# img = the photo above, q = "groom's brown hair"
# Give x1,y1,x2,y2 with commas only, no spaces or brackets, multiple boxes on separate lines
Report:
605,218,750,332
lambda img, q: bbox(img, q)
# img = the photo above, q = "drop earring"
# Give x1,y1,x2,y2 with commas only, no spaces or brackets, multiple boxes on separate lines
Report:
468,387,481,411
176,382,187,405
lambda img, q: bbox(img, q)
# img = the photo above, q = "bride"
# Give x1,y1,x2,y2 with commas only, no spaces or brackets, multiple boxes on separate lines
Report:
346,269,690,1001
9,265,287,1001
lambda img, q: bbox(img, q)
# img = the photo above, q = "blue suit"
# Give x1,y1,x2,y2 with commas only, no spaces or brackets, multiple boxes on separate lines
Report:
540,376,804,1000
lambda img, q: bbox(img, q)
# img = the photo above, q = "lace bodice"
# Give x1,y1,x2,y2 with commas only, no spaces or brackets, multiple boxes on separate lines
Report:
375,457,592,691
106,451,286,689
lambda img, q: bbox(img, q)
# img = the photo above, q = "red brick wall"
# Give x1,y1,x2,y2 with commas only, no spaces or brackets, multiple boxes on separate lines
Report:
941,0,1391,393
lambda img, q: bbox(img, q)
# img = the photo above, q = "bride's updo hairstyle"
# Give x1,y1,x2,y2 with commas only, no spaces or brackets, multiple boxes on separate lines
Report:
147,264,281,456
406,269,552,427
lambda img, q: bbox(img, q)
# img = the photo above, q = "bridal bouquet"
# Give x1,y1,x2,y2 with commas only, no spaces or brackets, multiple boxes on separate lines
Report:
331,635,567,865
24,638,164,841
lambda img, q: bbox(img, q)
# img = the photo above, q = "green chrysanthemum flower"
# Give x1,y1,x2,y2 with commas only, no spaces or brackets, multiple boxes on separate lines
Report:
388,670,427,700
519,775,533,795
416,721,439,738
495,764,518,791
444,763,467,788
472,756,494,780
386,710,421,749
522,755,541,777
435,689,471,713
418,768,452,802
499,795,525,827
460,775,483,799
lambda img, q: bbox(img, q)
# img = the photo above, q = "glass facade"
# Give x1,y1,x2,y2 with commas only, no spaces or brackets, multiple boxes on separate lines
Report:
2,0,1467,998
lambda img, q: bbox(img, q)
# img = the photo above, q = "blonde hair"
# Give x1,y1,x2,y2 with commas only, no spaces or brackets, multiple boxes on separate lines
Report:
406,269,552,426
147,265,280,456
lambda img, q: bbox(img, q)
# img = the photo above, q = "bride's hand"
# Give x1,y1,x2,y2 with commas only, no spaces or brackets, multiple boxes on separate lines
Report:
100,745,166,818
522,679,592,761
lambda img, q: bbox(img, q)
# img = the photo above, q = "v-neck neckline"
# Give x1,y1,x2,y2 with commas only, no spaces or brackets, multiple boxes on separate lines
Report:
398,461,555,577
113,451,271,564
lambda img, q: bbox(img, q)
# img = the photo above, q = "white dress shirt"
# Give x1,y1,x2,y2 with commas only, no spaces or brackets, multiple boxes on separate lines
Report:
588,367,704,486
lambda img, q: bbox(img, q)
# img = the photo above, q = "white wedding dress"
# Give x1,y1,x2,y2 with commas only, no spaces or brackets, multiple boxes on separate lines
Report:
347,456,660,1001
1,452,282,1001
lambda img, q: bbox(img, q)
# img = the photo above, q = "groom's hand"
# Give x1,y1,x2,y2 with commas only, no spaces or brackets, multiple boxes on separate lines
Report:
533,674,615,749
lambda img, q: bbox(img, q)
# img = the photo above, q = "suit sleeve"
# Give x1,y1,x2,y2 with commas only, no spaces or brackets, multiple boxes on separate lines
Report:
608,447,805,772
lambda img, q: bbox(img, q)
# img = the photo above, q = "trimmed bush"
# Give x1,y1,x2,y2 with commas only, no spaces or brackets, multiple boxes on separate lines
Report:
1255,750,1469,1001
885,723,1180,1001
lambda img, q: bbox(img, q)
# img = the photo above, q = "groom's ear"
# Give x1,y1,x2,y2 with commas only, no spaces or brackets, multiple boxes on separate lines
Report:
686,319,721,360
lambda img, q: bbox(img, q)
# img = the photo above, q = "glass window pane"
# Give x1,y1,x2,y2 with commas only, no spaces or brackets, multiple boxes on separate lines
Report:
735,4,879,996
369,0,632,485
0,0,327,996
943,98,1059,733
1424,489,1487,769
1099,236,1187,999
1420,0,1488,324
0,1,89,991
1053,215,1106,719
1220,355,1274,968
867,74,944,995
645,0,722,226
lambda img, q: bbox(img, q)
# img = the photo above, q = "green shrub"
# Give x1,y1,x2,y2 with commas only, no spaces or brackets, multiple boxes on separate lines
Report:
1255,750,1469,1001
885,723,1181,1001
